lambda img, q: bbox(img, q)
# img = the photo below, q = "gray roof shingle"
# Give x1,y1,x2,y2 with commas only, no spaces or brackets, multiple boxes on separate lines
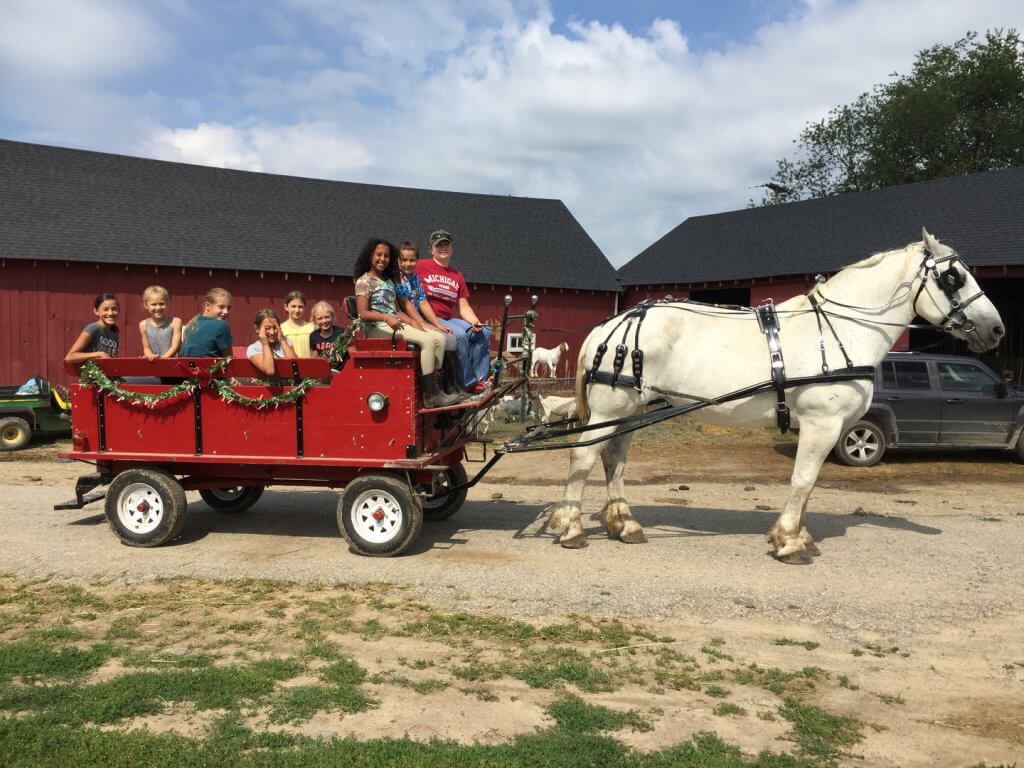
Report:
618,168,1024,286
0,139,619,292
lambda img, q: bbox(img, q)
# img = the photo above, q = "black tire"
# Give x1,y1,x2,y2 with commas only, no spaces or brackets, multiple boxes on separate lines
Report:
421,464,468,522
105,468,188,547
1015,431,1024,463
199,486,264,513
0,416,32,452
833,420,887,467
338,473,422,557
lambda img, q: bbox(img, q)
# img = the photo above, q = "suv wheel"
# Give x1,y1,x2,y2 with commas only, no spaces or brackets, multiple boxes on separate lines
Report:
1016,431,1024,463
833,420,887,467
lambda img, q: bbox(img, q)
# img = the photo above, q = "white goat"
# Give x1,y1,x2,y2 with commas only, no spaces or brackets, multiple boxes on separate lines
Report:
538,394,577,424
530,342,569,378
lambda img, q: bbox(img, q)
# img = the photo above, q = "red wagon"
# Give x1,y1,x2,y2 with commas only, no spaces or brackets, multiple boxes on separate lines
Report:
56,321,528,556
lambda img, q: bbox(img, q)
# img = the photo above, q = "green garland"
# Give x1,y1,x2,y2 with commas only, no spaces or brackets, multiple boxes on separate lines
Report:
78,324,367,411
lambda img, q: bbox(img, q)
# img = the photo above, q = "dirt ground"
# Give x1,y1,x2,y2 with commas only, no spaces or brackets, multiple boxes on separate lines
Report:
1,426,1022,765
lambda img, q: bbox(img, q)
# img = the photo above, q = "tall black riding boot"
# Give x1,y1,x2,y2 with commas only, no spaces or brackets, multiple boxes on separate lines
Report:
420,373,462,408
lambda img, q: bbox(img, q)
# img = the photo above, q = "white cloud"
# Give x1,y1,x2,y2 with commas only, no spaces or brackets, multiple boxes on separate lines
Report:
146,121,373,177
0,0,166,81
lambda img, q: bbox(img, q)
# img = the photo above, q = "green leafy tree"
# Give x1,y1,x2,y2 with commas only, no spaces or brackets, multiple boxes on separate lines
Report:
758,30,1024,205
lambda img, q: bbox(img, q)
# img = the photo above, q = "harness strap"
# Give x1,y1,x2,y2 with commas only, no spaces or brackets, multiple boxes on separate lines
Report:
586,301,652,392
755,301,791,433
807,293,854,371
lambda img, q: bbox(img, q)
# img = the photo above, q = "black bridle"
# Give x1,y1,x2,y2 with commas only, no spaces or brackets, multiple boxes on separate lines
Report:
911,247,985,333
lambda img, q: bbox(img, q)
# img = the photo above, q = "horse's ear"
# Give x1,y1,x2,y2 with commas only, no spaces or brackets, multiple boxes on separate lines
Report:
921,228,942,253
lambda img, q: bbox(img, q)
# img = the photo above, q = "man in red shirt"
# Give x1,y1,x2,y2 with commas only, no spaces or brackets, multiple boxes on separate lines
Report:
416,229,493,393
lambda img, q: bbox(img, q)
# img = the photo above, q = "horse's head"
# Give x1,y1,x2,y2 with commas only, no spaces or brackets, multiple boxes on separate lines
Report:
914,229,1004,353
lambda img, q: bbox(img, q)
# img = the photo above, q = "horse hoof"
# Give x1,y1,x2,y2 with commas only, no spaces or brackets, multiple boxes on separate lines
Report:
775,550,813,565
804,542,822,557
619,520,647,544
560,534,589,549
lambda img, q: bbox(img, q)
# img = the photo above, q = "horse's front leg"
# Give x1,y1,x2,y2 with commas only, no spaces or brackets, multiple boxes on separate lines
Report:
768,417,843,564
548,421,620,549
600,432,646,543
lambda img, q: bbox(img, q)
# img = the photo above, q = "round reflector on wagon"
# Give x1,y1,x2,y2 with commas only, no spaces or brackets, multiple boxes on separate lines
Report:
367,392,389,412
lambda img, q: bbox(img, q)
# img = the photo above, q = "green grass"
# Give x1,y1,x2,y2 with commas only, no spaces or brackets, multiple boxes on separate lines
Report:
779,697,863,766
267,684,376,724
545,695,652,732
705,685,731,698
0,639,114,682
506,647,614,692
774,638,820,651
319,657,366,686
714,702,747,716
0,659,303,726
733,664,827,696
837,675,858,690
876,692,905,706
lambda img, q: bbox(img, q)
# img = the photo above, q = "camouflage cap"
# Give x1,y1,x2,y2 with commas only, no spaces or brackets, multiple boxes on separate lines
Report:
429,229,454,246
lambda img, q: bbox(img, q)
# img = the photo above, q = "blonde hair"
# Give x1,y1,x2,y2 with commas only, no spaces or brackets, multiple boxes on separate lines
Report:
310,300,335,319
143,285,170,304
204,287,231,305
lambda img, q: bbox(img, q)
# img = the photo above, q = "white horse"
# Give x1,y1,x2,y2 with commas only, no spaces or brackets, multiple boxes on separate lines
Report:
531,342,569,378
548,231,1004,562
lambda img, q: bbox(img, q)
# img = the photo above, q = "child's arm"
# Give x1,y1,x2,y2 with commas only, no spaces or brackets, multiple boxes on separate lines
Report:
418,300,451,334
249,333,277,376
162,318,183,358
355,294,403,330
65,329,107,363
139,320,157,361
398,297,426,330
281,339,298,360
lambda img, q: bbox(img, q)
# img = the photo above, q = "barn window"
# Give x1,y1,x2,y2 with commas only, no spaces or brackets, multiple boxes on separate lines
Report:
506,333,524,352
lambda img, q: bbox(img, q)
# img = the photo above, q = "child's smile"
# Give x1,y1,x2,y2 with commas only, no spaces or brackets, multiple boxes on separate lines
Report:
95,300,119,327
372,244,390,273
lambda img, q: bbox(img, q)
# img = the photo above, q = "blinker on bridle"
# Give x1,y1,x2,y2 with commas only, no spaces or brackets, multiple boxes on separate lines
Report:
913,247,984,334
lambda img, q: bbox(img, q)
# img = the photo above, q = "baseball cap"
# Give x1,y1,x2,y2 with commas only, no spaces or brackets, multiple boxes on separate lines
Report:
429,229,453,246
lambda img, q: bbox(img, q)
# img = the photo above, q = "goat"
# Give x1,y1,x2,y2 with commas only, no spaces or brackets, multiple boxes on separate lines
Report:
530,342,569,378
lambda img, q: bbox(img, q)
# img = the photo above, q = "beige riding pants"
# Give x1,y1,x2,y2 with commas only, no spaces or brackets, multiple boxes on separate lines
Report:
366,325,446,374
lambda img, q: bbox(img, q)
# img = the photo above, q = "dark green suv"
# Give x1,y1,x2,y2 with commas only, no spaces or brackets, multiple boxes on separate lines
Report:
833,353,1024,466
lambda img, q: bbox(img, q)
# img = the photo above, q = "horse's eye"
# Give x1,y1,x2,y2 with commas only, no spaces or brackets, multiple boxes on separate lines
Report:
942,269,966,290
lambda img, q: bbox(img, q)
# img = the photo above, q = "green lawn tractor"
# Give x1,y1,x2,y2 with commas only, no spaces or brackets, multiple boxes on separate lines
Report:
0,377,72,451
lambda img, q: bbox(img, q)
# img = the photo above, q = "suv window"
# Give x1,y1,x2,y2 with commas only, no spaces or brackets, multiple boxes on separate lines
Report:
937,362,998,393
881,360,931,389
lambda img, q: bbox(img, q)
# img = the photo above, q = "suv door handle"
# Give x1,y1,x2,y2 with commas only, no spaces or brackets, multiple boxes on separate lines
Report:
945,398,965,404
884,396,902,402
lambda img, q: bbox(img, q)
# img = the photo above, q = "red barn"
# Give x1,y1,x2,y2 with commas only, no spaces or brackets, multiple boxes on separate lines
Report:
617,169,1024,380
0,140,620,386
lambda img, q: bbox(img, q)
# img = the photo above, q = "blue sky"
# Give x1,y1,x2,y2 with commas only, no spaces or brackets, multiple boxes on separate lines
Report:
2,0,1023,266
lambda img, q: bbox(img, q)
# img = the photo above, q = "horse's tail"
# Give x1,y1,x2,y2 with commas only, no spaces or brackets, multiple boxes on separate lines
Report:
574,343,590,425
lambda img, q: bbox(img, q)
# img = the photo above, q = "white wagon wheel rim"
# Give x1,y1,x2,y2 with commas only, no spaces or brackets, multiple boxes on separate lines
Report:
845,427,880,461
422,471,452,511
207,487,245,502
116,483,165,534
350,489,404,543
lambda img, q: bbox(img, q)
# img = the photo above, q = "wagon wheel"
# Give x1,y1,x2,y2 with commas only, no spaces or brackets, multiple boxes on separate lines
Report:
199,486,264,513
105,468,188,547
420,464,468,522
833,420,887,467
0,417,32,452
338,473,423,557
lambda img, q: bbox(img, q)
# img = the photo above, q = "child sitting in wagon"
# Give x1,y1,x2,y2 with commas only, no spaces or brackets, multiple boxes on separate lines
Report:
247,309,297,375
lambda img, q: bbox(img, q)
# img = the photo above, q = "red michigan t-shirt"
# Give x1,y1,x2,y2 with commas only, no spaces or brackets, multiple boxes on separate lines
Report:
415,259,470,320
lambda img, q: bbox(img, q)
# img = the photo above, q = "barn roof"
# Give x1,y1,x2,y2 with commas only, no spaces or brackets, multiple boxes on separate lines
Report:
0,139,619,292
617,167,1024,286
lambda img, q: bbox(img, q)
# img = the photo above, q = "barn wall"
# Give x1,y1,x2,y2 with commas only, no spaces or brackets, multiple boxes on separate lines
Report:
0,259,617,386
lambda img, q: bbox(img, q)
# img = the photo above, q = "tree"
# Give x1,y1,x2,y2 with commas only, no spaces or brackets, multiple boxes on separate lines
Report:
758,30,1024,205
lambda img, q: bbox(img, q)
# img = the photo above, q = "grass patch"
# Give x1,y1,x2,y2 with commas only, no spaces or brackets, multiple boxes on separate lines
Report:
780,697,863,765
411,679,449,694
714,702,747,716
876,692,905,706
837,675,858,690
705,684,731,698
460,686,499,702
120,650,215,669
0,639,113,682
267,684,376,724
507,647,614,693
733,664,827,696
319,657,366,686
701,638,733,662
360,619,385,640
451,661,503,682
546,695,652,732
0,659,302,725
774,638,820,651
104,616,143,641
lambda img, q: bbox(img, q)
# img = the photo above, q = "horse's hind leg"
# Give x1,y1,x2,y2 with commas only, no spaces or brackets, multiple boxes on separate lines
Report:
601,432,646,544
768,417,843,564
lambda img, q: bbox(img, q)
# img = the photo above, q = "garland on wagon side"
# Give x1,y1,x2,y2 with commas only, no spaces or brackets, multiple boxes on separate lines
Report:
78,320,367,410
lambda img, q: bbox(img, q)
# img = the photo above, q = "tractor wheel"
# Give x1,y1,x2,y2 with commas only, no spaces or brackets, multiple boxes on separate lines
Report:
199,486,264,513
421,464,468,522
338,474,422,557
833,420,887,467
106,468,188,547
0,417,31,452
